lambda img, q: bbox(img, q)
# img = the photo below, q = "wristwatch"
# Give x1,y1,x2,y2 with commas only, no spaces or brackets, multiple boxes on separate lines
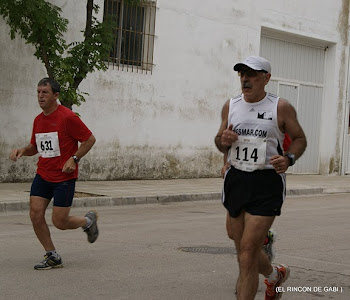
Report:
285,153,296,166
72,155,80,163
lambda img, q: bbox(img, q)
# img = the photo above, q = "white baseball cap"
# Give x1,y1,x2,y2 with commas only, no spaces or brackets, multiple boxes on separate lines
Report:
233,56,271,73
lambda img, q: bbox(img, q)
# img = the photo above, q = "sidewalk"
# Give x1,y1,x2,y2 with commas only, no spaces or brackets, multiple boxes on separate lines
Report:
0,174,349,213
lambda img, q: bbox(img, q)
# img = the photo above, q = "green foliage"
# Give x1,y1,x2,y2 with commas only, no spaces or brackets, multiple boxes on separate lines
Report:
0,0,67,73
53,2,114,108
0,0,114,109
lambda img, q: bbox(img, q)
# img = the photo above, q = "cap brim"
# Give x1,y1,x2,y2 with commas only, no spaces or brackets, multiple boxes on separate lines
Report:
233,63,269,73
233,63,246,71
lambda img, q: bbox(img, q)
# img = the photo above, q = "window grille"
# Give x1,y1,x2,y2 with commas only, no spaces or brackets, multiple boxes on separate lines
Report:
104,0,157,74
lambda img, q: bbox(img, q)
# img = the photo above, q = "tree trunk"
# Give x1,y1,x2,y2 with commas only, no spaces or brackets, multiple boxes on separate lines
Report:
72,0,94,90
60,99,72,110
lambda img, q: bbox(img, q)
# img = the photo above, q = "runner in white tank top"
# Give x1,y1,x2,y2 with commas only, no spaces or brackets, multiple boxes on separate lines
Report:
227,92,285,172
214,55,307,299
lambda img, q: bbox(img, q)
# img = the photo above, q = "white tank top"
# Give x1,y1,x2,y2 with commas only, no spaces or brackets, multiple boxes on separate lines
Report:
227,93,285,172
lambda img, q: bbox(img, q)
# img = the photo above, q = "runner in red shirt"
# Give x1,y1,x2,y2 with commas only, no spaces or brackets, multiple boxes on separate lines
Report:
30,104,92,182
10,78,98,270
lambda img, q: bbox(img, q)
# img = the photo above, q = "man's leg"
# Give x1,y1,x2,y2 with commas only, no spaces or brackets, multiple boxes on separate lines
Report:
229,211,275,300
52,206,87,230
226,211,244,293
50,178,99,243
226,211,277,295
30,176,64,269
226,211,276,263
52,207,99,244
30,196,55,251
226,211,235,240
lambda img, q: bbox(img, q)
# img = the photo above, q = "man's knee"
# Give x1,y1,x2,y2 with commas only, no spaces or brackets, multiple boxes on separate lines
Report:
52,217,68,230
29,209,45,225
52,206,71,230
227,230,235,240
29,203,46,225
238,248,257,271
29,196,49,224
238,241,262,265
52,212,69,230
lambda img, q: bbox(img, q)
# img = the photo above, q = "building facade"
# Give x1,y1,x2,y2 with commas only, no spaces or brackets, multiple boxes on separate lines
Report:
0,0,349,182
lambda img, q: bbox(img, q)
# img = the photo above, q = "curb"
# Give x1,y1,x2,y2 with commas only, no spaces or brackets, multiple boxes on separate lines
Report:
72,192,220,208
0,192,221,214
1,188,349,214
287,188,323,196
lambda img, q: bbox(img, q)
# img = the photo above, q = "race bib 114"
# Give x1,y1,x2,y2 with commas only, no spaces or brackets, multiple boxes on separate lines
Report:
230,136,267,172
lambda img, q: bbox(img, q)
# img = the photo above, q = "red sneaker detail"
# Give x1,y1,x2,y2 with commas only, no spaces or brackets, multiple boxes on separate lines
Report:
264,264,290,300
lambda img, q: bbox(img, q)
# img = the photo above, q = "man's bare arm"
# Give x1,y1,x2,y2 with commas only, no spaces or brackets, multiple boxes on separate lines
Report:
74,134,96,160
215,100,238,153
62,134,96,173
279,99,307,160
9,143,38,162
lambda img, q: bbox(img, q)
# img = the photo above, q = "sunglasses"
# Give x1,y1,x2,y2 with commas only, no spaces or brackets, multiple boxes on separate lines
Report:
238,69,268,78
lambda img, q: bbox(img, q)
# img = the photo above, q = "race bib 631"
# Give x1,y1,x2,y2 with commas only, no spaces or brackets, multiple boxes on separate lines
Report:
35,132,61,158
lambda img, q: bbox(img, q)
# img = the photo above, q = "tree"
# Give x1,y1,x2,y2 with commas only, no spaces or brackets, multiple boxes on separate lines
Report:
0,0,115,109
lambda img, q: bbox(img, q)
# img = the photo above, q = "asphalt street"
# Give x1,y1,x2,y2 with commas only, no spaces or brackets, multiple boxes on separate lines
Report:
0,194,349,300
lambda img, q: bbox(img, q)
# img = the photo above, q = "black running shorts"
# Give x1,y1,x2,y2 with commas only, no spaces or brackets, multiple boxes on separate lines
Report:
222,166,286,218
30,174,76,207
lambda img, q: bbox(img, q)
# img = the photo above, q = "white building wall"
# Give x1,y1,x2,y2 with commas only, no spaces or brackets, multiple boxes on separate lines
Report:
0,0,349,181
261,0,350,175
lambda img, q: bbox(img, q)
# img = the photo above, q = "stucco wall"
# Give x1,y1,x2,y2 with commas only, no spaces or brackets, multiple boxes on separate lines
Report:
0,0,349,182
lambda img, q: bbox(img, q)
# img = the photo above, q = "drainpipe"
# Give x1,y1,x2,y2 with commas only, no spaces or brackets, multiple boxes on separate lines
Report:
341,43,350,175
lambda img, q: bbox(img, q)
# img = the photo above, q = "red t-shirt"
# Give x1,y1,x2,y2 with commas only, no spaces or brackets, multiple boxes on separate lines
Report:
30,105,92,182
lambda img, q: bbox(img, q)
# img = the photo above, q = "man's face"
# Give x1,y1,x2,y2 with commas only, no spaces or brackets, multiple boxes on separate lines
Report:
238,67,271,101
37,84,58,111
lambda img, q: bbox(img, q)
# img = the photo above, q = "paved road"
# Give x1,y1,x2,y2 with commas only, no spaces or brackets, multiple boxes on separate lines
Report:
1,194,349,300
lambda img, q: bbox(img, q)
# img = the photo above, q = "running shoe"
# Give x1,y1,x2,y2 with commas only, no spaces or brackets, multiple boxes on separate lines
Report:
264,264,290,300
84,210,99,243
263,229,277,262
34,254,63,270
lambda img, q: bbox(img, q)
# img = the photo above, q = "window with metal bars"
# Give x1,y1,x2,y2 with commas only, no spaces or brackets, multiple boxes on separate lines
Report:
103,0,156,73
